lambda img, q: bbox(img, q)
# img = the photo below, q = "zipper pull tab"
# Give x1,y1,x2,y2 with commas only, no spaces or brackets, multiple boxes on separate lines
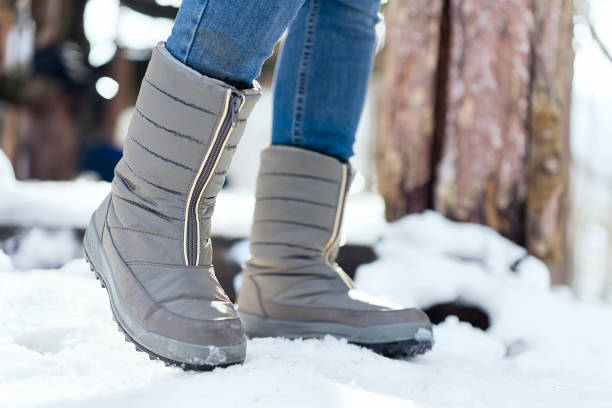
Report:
230,94,243,128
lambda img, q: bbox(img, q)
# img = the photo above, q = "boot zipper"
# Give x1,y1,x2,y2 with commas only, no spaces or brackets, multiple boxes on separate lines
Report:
323,164,349,265
183,90,243,266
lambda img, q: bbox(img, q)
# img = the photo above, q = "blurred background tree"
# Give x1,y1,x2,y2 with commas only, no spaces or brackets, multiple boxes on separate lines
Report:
376,0,574,284
0,0,178,181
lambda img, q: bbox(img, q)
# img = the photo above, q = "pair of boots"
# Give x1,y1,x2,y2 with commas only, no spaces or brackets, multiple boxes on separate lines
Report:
84,44,433,370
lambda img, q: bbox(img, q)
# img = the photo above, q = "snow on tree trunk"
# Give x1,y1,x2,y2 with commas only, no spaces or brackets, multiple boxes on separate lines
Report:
377,0,574,283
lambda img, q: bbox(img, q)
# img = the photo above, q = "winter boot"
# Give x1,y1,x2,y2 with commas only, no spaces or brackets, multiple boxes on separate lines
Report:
237,146,434,357
83,43,261,370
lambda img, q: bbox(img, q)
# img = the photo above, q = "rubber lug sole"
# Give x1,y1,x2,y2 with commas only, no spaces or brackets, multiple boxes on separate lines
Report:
240,311,433,359
352,339,433,358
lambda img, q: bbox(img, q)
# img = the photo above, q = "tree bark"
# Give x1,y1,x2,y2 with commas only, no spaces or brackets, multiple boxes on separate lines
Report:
376,0,443,220
435,0,533,245
377,0,574,282
526,0,574,283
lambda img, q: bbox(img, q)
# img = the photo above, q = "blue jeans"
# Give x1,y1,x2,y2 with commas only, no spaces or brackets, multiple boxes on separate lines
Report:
166,0,380,162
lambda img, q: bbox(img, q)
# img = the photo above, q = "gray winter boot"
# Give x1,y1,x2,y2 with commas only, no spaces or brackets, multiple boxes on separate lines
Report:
83,43,261,370
237,146,434,357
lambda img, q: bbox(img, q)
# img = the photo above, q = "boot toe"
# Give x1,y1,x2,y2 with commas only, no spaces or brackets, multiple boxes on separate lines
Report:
397,307,432,328
127,263,246,347
144,303,246,347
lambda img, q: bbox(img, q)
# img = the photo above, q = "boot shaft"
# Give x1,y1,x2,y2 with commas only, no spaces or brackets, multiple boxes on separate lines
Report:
248,145,353,269
108,43,261,266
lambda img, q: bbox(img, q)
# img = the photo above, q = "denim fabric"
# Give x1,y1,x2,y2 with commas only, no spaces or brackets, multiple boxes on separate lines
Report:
272,0,380,161
166,0,380,162
166,0,303,88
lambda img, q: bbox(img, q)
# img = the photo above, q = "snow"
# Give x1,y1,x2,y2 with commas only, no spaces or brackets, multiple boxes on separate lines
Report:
1,210,611,407
355,211,612,406
570,0,612,300
355,211,550,310
2,3,611,403
0,178,110,229
2,228,82,270
0,151,385,245
0,179,384,244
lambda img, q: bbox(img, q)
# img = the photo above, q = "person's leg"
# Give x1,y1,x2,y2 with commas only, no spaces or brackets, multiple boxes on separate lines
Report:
85,1,305,370
166,0,305,88
271,0,380,162
237,0,435,358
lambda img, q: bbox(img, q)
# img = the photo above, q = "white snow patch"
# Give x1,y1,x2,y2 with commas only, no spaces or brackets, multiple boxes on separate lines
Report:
355,211,550,312
205,346,227,365
0,149,15,185
0,179,110,228
0,212,611,407
3,228,81,270
226,239,250,266
233,272,243,294
414,328,433,343
0,179,385,245
354,211,612,407
0,249,13,271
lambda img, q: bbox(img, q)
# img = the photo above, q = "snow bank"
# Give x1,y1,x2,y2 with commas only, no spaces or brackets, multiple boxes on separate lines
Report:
0,178,110,229
355,210,550,312
1,211,611,407
0,172,385,246
355,211,612,405
2,228,82,270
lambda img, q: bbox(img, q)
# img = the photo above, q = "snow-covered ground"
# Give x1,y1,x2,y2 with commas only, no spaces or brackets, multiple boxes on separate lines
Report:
2,6,612,402
1,205,611,407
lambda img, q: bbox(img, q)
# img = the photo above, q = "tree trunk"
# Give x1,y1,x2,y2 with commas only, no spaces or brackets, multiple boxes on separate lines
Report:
376,0,443,219
0,0,92,180
526,0,574,283
435,0,533,244
377,0,574,283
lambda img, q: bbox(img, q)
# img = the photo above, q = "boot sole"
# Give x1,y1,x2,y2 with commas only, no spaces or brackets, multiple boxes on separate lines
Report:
83,217,246,371
240,311,433,358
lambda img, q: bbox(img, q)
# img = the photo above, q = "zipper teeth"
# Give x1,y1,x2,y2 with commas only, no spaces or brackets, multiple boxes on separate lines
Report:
192,97,238,265
183,90,240,266
323,165,348,264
